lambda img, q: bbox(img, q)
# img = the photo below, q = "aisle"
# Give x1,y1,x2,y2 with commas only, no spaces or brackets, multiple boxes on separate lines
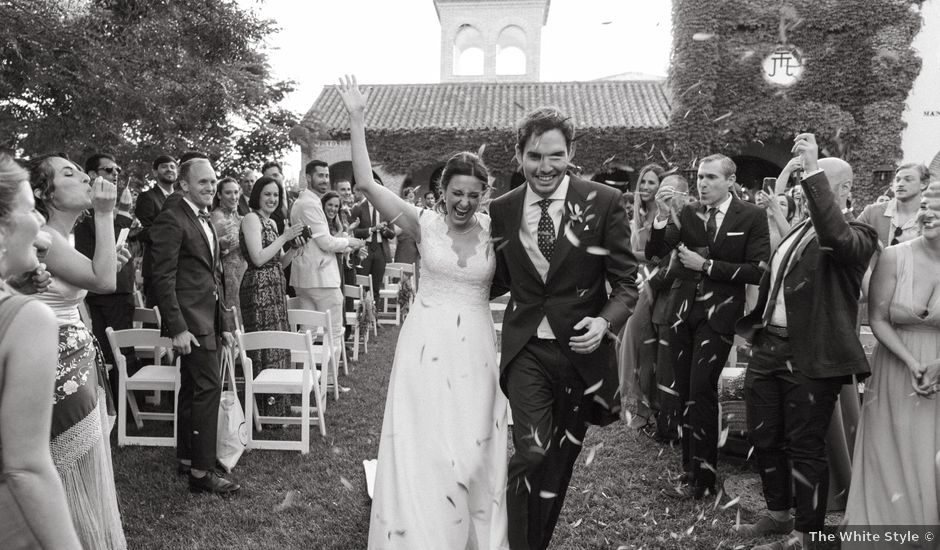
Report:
109,324,835,550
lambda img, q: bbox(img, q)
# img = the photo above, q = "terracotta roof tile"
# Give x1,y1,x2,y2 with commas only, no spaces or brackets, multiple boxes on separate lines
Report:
303,80,672,134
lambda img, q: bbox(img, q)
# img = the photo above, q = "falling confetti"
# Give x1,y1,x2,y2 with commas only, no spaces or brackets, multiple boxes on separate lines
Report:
722,496,740,509
340,476,354,491
692,32,715,41
274,490,298,512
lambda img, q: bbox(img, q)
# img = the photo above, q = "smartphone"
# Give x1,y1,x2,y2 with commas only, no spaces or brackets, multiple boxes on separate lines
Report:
762,177,776,195
116,227,130,248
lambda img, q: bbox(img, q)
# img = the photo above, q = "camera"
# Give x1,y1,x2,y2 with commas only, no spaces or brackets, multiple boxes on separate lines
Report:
301,225,313,240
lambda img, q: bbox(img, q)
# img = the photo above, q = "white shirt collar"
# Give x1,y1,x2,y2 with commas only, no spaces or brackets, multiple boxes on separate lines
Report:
712,193,733,214
182,197,207,217
525,175,570,206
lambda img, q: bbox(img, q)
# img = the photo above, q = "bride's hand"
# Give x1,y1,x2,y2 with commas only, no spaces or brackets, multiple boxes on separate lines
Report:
338,75,367,115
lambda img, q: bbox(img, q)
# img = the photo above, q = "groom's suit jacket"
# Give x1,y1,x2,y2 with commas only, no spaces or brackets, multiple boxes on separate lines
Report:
490,175,638,426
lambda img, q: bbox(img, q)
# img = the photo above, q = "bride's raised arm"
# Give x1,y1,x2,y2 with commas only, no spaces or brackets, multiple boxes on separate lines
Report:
338,75,421,242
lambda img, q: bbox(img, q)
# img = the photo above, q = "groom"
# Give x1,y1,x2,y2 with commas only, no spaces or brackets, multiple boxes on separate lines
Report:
490,106,638,550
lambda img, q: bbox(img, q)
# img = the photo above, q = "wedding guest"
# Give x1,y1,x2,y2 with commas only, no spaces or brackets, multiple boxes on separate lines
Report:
644,174,693,444
28,154,128,548
647,154,770,500
0,153,82,550
422,189,437,209
135,154,177,306
322,190,355,284
733,136,878,550
755,190,793,251
150,157,239,495
845,203,939,525
239,176,304,417
618,163,664,426
394,186,420,265
857,163,930,247
211,177,247,314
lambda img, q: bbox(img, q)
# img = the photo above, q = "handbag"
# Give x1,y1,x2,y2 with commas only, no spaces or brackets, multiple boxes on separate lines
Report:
216,346,247,472
0,294,44,549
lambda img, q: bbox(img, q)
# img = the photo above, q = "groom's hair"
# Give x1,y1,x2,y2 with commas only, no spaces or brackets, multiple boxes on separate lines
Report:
515,106,576,152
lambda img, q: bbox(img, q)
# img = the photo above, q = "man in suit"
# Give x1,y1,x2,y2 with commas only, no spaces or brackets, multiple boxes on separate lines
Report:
290,160,363,362
644,174,693,444
732,135,878,550
489,106,637,550
151,157,239,495
646,154,770,500
351,179,396,294
76,152,137,396
135,154,177,306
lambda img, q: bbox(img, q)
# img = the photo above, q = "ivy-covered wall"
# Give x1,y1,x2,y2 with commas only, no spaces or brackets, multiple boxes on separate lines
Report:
669,0,924,205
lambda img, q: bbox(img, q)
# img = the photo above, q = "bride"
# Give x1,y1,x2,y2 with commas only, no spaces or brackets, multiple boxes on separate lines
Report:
338,76,509,550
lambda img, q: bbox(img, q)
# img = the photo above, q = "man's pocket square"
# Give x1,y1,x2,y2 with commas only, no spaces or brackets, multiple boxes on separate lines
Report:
726,232,745,236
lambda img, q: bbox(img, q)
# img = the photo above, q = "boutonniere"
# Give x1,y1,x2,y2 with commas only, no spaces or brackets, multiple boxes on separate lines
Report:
563,192,609,256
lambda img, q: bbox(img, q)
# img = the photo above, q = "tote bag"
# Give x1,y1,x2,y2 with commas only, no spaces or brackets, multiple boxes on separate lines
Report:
216,347,247,472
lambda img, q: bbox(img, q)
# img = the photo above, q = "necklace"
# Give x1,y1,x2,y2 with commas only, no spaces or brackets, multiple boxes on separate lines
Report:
447,216,478,235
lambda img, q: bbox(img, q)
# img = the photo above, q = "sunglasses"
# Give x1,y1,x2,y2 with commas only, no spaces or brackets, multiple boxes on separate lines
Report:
99,166,122,175
890,225,903,246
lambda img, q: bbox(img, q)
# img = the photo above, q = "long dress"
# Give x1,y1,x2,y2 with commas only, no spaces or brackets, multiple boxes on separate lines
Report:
211,206,247,314
239,214,291,417
368,212,509,550
845,240,940,525
34,276,127,549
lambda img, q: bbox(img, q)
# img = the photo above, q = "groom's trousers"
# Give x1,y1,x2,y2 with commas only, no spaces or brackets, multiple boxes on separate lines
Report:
505,338,590,550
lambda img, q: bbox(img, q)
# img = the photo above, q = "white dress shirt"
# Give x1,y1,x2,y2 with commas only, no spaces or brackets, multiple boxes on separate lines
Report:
183,197,214,257
520,176,570,339
706,193,733,234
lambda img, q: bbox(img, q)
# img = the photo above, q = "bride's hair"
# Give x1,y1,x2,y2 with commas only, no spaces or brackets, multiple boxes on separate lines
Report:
435,152,489,214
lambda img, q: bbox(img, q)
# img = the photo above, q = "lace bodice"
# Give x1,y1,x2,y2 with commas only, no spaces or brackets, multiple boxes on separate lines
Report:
34,275,87,327
415,212,495,310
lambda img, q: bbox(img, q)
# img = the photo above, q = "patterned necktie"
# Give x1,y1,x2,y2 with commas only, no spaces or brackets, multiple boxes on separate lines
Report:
705,207,718,243
537,198,555,262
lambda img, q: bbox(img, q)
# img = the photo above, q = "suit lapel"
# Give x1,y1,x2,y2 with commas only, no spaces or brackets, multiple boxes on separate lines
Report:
786,224,817,276
710,198,740,252
180,203,214,267
506,186,544,285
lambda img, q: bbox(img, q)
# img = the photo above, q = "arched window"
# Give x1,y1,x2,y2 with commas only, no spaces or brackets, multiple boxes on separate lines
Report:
453,24,484,76
496,25,527,75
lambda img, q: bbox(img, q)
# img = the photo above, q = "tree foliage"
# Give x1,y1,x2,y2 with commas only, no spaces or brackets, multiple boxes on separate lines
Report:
0,0,297,177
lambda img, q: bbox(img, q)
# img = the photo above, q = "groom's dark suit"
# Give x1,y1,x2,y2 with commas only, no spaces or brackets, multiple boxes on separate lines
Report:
151,197,232,471
490,174,637,550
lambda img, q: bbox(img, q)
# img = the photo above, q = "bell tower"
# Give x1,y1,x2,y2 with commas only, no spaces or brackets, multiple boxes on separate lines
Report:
434,0,551,82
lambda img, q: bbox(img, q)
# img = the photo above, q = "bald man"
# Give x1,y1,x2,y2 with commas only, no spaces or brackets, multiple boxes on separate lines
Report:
732,135,878,550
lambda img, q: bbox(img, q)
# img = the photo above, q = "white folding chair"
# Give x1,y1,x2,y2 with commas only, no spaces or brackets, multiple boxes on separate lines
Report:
239,330,327,453
379,262,415,326
130,305,169,405
287,308,341,401
356,274,379,336
287,296,349,375
105,327,180,447
344,284,368,360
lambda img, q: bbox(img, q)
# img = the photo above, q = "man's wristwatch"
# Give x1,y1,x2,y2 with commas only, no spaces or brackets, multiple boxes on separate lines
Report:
702,259,713,274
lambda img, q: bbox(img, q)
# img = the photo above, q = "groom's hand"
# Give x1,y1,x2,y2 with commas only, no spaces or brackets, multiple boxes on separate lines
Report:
570,316,609,354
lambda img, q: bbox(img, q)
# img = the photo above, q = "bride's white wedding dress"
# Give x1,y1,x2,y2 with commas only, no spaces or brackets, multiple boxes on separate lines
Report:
368,211,509,550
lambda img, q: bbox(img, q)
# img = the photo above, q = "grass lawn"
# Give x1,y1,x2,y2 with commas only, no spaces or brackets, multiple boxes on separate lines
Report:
112,324,841,550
